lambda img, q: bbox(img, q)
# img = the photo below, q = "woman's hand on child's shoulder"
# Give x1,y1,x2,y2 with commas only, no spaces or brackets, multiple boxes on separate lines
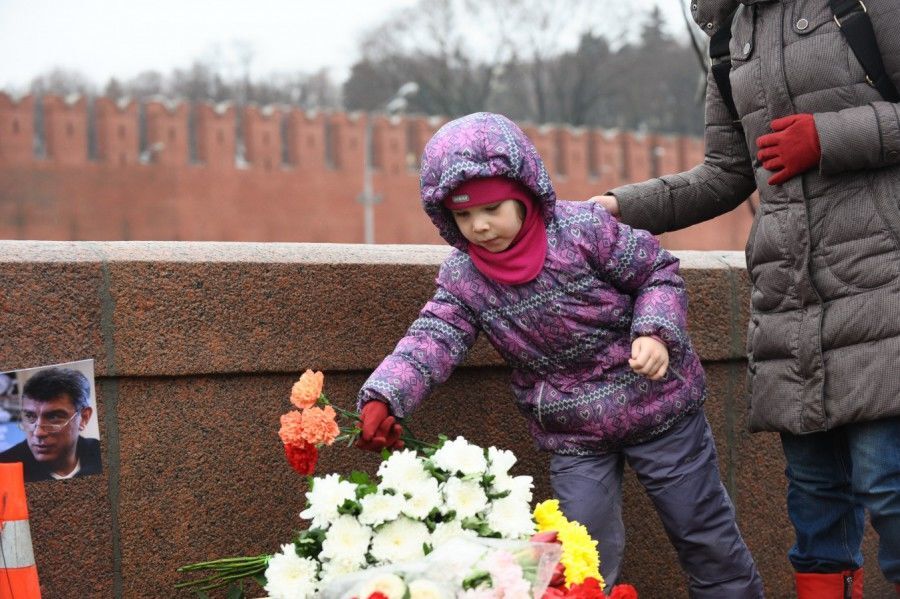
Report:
588,194,620,217
629,336,669,380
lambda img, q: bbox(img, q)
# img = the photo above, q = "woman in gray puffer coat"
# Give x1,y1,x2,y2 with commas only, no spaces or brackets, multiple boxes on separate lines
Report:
596,0,900,596
356,112,763,597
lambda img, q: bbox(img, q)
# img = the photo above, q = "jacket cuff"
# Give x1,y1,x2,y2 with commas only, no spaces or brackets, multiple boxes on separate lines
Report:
356,388,396,415
608,179,672,234
815,103,900,174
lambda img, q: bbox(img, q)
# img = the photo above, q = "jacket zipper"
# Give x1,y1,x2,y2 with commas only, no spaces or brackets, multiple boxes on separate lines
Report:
535,382,546,428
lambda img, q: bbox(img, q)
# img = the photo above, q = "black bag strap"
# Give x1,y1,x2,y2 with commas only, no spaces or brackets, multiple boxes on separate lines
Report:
709,15,741,125
830,0,900,102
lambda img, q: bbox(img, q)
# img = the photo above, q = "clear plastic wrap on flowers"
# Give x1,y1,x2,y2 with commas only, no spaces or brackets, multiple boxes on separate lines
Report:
317,537,563,599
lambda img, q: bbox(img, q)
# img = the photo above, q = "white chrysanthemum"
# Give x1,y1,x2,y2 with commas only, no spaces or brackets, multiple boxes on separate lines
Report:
359,492,405,527
442,477,489,519
378,449,430,494
369,517,431,564
430,520,477,548
299,474,358,529
487,446,517,478
490,474,533,504
486,496,536,539
356,573,408,599
320,515,372,565
402,477,443,520
408,579,449,599
318,556,362,584
263,543,319,599
431,437,487,477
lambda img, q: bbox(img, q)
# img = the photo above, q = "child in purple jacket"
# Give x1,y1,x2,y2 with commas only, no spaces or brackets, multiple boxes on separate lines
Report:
356,112,762,597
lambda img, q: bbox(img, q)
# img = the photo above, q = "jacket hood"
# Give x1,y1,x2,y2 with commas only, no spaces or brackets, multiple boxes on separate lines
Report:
419,112,557,250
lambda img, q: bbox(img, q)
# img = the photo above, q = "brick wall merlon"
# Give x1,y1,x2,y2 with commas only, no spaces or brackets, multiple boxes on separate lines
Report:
242,104,283,170
325,111,366,172
94,97,139,165
522,125,555,175
371,115,406,173
621,131,653,182
144,99,189,166
557,128,588,183
652,134,681,178
286,108,325,169
43,93,88,164
0,92,34,163
196,101,236,167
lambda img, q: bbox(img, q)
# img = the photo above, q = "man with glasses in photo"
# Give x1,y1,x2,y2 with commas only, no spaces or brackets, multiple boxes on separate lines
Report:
0,367,101,482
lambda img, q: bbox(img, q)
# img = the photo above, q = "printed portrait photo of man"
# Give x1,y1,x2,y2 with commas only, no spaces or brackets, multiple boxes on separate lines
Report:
0,365,102,482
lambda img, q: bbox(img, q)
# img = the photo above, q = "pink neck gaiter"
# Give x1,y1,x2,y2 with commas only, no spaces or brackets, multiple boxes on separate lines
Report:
444,178,548,286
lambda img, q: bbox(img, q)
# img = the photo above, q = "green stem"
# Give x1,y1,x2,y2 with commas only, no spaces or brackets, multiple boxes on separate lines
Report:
399,433,437,451
176,555,269,590
318,394,360,420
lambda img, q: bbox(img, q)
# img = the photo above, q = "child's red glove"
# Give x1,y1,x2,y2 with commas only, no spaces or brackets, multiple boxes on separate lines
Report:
756,114,821,185
356,400,404,451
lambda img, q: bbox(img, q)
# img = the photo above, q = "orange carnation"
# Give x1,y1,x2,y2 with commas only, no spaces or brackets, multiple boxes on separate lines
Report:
290,370,324,409
278,411,306,445
299,405,340,446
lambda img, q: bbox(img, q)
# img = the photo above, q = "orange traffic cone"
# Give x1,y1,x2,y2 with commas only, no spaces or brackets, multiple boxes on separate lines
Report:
0,462,40,599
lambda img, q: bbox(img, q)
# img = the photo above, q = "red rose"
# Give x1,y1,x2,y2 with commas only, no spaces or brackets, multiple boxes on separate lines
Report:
542,587,566,599
609,584,638,599
565,578,605,599
368,593,389,599
284,441,319,475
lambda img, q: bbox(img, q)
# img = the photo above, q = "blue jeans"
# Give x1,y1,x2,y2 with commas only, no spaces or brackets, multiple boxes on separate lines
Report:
550,410,763,598
781,416,900,581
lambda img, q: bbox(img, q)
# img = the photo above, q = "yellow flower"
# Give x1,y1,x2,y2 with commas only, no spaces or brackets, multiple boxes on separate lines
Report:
533,499,568,532
557,521,602,587
532,499,604,590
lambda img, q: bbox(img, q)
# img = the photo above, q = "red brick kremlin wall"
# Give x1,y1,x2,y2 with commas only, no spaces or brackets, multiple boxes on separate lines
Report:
0,92,754,249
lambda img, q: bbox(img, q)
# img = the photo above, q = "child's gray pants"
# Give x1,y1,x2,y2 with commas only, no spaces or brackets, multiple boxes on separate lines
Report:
550,410,764,598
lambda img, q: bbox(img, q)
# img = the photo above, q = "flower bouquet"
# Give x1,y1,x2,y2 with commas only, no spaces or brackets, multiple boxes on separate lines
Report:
316,536,563,599
177,370,637,599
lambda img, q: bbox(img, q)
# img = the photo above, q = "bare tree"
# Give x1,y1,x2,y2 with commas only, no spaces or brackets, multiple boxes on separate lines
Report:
29,68,97,97
342,0,703,133
349,0,503,115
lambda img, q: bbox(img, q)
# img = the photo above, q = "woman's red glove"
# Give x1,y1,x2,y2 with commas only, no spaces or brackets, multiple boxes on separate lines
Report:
756,114,821,185
356,400,404,451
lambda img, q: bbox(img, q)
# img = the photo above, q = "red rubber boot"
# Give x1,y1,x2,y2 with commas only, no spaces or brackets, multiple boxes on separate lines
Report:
795,569,863,598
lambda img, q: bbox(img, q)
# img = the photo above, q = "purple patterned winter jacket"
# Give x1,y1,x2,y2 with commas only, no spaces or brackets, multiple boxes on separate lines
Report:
358,113,706,455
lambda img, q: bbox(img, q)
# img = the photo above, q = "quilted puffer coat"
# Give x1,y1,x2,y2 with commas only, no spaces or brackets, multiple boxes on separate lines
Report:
610,0,900,434
358,112,706,455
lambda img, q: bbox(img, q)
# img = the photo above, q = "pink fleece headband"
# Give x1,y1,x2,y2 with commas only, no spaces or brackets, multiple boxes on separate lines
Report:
443,177,534,210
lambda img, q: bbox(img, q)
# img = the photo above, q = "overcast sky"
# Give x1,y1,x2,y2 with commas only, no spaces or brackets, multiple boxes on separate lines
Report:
0,0,688,91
